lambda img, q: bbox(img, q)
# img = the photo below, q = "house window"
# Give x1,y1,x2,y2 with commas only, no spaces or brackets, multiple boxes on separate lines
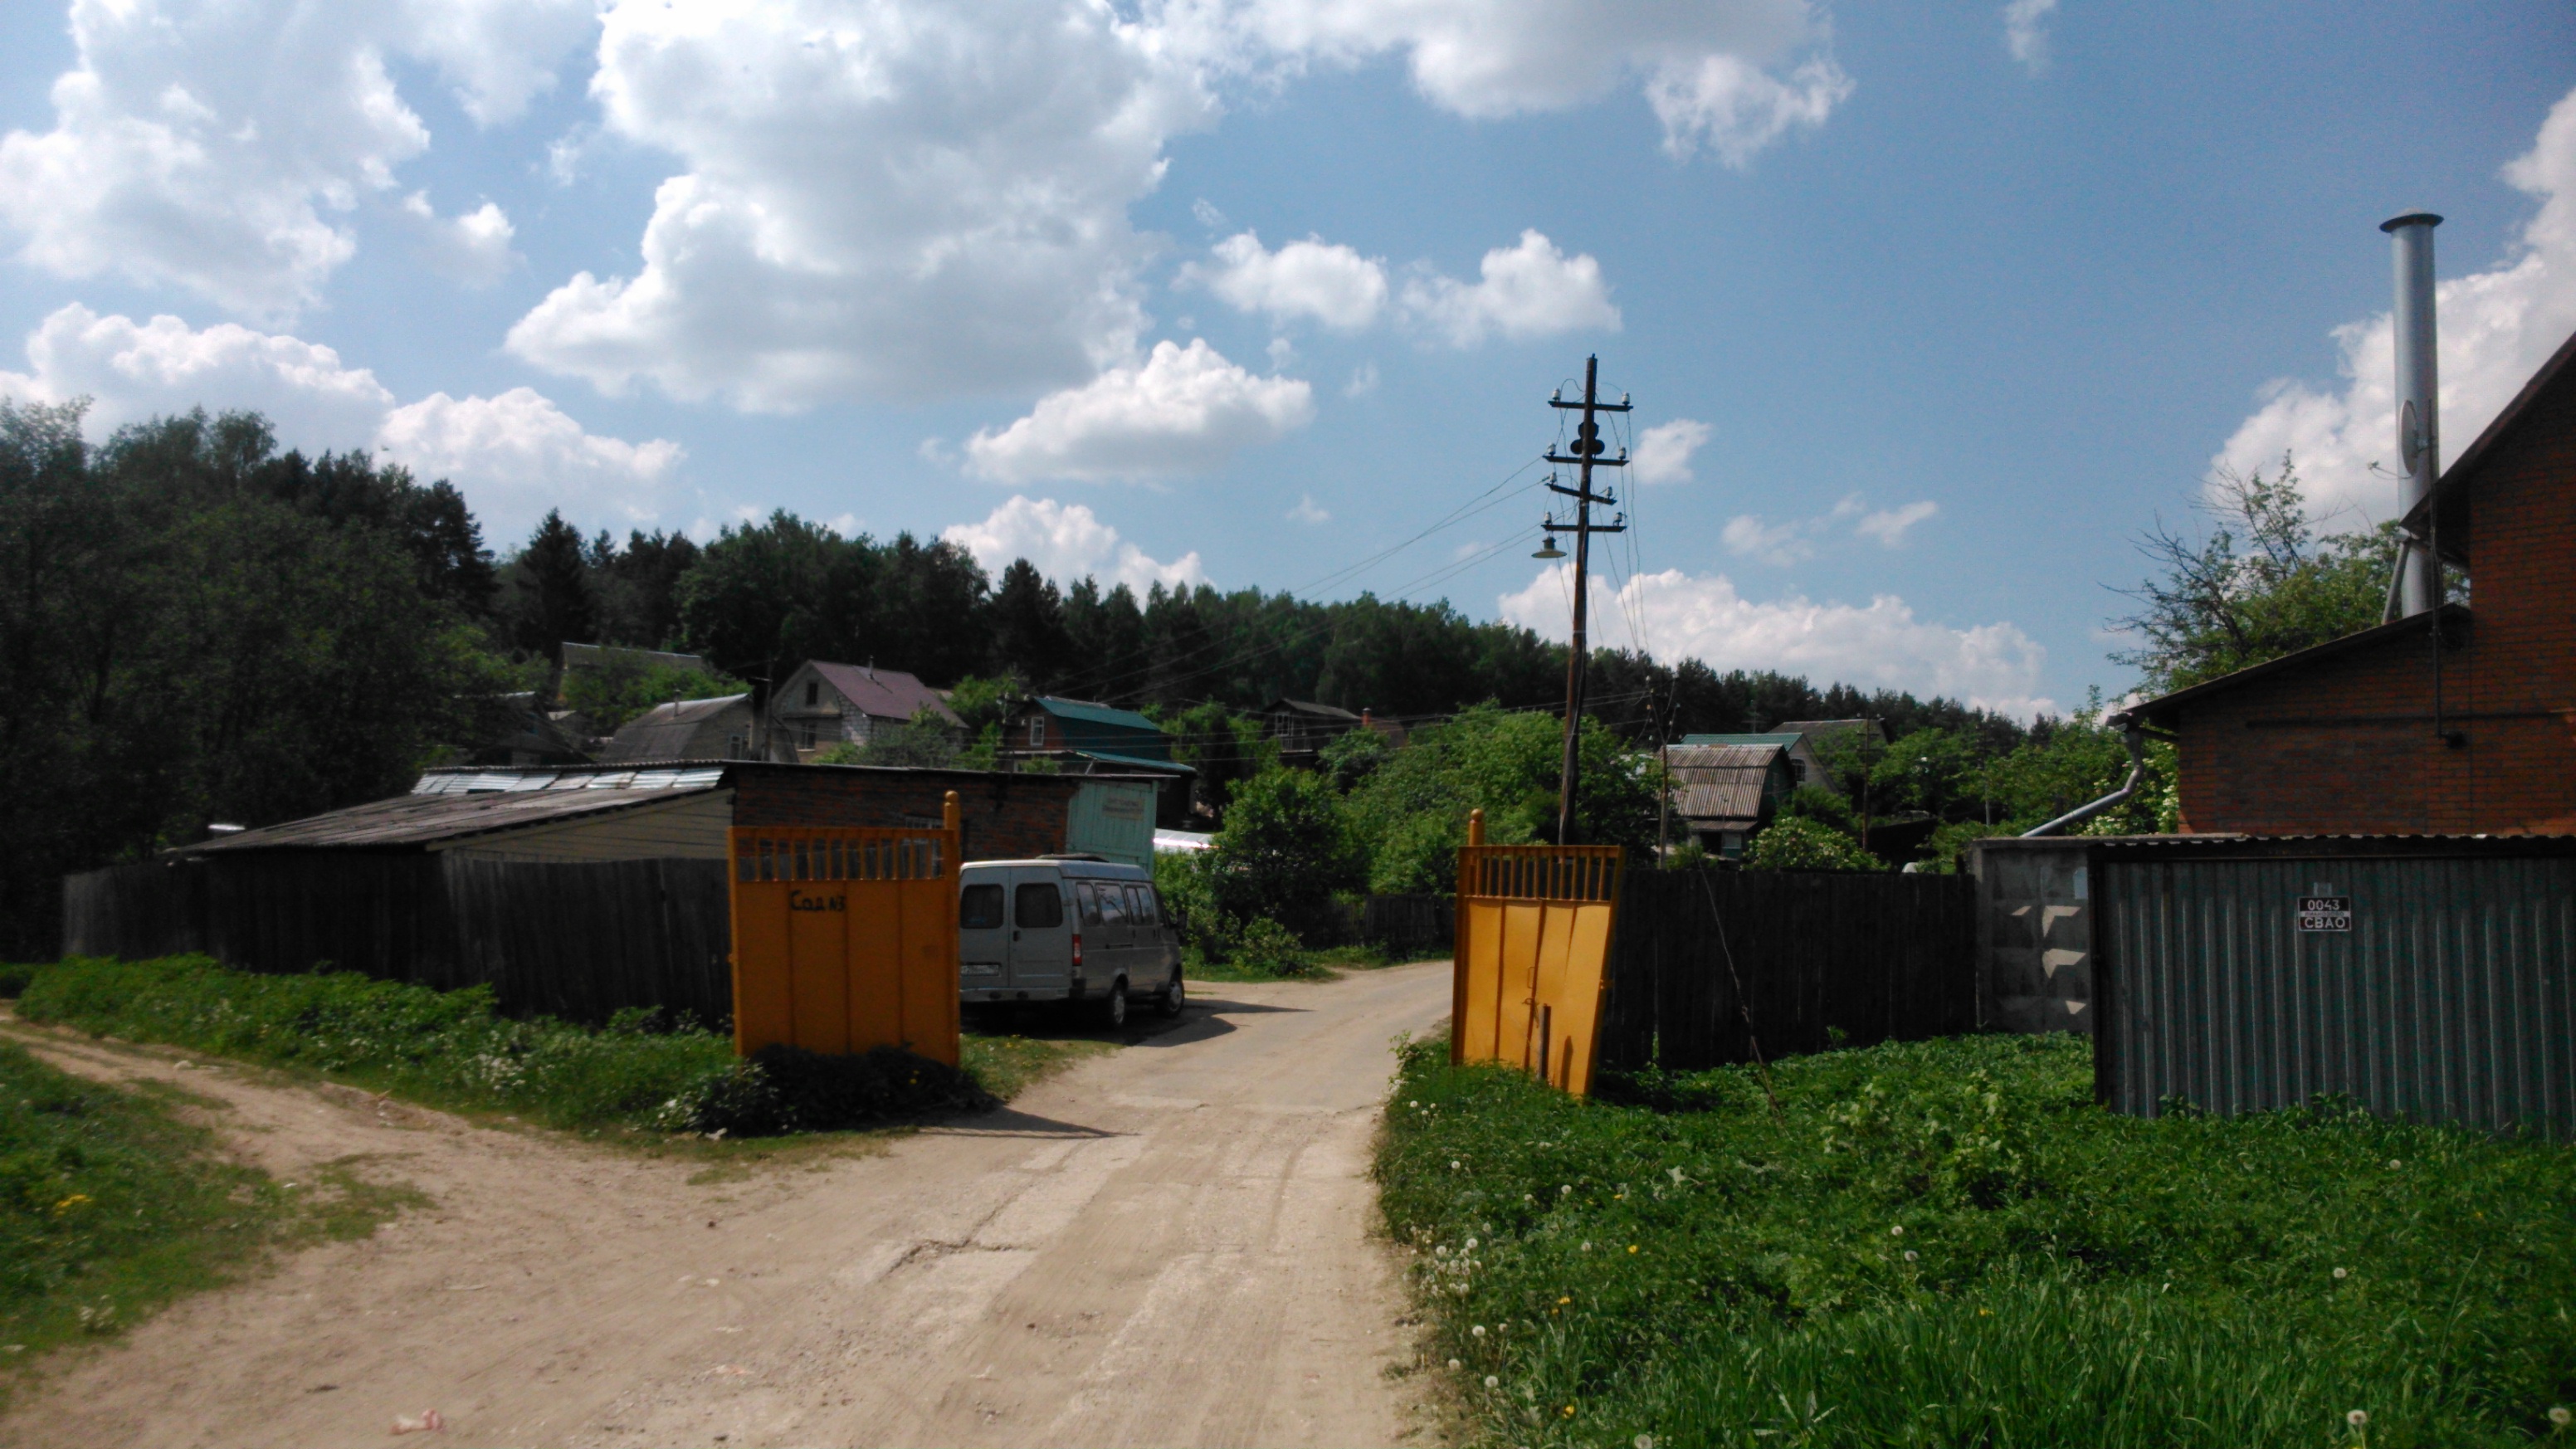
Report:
1028,716,1046,749
804,680,819,707
798,723,815,749
1789,759,1808,784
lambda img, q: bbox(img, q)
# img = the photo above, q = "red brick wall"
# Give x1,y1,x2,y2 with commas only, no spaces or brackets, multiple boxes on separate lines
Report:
2173,364,2576,834
727,766,1078,861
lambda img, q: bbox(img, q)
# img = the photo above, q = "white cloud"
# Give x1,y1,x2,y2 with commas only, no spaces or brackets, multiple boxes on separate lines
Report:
1402,231,1620,347
1720,492,1933,563
0,304,682,544
963,339,1315,483
1287,493,1330,523
1855,499,1938,546
2001,0,2058,75
1205,0,1847,162
1722,514,1813,567
942,495,1208,592
2215,86,2576,528
1184,230,1388,329
0,0,594,321
505,0,1210,412
1344,360,1379,397
399,193,515,286
1632,417,1711,484
377,388,685,538
1500,564,2054,718
0,302,393,446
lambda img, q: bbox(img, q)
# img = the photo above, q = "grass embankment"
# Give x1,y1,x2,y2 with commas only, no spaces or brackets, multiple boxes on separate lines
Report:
12,957,1093,1139
0,1040,413,1393
1188,943,1403,983
1379,1033,2576,1448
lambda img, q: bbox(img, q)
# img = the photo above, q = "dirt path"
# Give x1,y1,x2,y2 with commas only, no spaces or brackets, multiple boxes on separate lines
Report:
0,963,1452,1449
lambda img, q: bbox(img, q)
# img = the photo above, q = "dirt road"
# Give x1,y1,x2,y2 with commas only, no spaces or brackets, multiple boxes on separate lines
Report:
0,963,1452,1449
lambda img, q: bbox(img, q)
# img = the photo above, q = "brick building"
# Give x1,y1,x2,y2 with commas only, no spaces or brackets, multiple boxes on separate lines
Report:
2119,328,2576,834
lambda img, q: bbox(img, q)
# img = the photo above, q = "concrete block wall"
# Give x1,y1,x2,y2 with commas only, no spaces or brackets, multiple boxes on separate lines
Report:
1969,837,2093,1035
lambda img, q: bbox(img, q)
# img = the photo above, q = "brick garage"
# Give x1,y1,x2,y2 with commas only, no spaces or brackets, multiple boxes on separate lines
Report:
725,764,1081,861
2123,328,2576,834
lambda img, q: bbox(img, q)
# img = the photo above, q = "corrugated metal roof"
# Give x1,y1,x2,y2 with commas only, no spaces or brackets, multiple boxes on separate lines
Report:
805,662,962,725
1680,731,1803,749
560,642,712,675
1074,749,1195,775
597,694,750,764
182,782,724,853
1668,742,1784,824
415,764,725,795
1034,695,1164,733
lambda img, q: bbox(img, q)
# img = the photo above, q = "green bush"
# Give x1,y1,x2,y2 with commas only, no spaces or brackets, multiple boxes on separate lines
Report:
1378,1033,2576,1448
676,1044,995,1137
1743,816,1886,872
1210,766,1364,940
0,963,37,997
15,957,989,1139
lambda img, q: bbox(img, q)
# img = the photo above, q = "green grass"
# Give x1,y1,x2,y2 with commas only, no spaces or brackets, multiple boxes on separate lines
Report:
1187,941,1409,983
0,1042,415,1399
1378,1032,2576,1448
15,957,1075,1141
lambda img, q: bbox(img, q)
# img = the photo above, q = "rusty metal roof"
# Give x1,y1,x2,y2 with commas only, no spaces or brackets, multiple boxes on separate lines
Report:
1668,742,1784,825
177,781,725,854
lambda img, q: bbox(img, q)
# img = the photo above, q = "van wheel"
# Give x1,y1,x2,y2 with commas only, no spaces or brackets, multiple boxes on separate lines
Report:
1100,979,1128,1030
1156,971,1185,1017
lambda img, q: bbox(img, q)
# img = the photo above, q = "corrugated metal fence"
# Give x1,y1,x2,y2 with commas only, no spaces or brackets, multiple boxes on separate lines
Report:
2095,840,2576,1138
1597,868,1978,1072
61,854,731,1025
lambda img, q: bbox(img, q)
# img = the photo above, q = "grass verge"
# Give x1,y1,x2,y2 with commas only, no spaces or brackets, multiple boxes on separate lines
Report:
16,957,1061,1141
1188,942,1411,983
0,1042,413,1402
1378,1032,2576,1448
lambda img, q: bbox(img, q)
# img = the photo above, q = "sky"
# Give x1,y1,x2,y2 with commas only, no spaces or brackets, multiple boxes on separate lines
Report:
1,2,2570,720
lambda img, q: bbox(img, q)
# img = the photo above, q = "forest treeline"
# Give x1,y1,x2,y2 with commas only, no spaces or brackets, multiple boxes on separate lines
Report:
9,402,2382,956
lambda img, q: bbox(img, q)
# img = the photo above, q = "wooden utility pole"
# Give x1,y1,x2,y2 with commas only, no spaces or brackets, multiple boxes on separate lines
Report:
1538,354,1629,846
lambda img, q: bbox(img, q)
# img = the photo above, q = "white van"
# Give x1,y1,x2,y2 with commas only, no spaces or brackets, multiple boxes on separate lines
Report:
958,856,1184,1028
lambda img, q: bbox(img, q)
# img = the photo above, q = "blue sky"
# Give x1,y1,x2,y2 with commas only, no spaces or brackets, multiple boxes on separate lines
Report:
2,2,2570,717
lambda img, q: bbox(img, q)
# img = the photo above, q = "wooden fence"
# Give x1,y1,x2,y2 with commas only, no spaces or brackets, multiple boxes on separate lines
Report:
1595,868,1978,1072
61,854,732,1026
1310,894,1454,959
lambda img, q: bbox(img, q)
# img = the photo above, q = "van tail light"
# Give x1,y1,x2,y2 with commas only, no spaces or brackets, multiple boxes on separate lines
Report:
1071,934,1084,968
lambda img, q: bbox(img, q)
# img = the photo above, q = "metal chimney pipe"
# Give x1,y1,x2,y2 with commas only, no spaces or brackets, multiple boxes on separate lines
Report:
2381,210,2442,617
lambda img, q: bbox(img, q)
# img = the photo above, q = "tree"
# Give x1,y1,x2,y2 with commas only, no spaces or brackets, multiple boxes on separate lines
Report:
559,660,746,734
2110,457,2417,695
1209,766,1364,939
508,510,596,661
588,528,701,648
989,559,1072,690
1344,705,1660,894
1158,700,1274,820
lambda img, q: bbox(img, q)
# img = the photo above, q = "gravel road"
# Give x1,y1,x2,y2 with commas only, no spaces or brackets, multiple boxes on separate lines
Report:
0,961,1452,1448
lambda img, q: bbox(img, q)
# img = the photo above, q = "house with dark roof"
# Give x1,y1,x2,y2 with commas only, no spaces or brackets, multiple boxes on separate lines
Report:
596,694,756,763
768,661,963,759
2116,327,2576,835
1261,698,1364,764
1666,742,1792,857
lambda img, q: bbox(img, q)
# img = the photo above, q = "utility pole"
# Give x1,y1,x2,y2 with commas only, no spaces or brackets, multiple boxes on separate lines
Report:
1535,354,1629,846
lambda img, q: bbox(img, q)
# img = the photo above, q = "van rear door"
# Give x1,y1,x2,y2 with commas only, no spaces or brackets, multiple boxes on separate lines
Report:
959,871,1008,993
1006,869,1071,995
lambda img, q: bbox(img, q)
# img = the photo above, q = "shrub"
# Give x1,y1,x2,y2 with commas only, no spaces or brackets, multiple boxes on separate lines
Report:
1743,816,1885,872
668,1044,996,1137
1210,766,1364,939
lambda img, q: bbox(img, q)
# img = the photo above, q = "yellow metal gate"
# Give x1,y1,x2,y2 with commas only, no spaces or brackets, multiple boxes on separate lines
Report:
1451,811,1623,1096
727,793,962,1066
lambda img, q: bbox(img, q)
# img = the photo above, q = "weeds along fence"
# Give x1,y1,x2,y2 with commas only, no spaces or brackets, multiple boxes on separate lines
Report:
1597,868,1978,1073
59,855,732,1026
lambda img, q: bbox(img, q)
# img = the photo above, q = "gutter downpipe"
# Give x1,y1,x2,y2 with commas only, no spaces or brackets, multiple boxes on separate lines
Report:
2021,725,2149,837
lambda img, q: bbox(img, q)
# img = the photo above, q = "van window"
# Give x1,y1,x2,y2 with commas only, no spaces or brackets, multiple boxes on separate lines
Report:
1014,882,1065,929
1128,885,1158,925
1096,884,1126,926
959,883,1005,929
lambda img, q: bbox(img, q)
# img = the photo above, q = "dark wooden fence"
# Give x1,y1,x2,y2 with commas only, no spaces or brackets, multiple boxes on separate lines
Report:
1596,868,1978,1072
61,855,732,1026
1310,894,1453,959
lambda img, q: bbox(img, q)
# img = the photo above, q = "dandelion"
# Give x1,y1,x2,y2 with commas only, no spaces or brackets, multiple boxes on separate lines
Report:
2333,1266,2349,1280
1560,1185,1573,1195
1637,1437,1656,1449
1435,1246,1448,1257
1484,1375,1500,1389
2388,1159,2402,1169
2349,1409,2369,1429
1890,1225,1904,1237
1466,1238,1479,1251
1580,1242,1592,1251
1451,1161,1461,1171
1904,1250,1918,1263
1558,1296,1572,1305
1628,1245,1640,1254
2548,1406,2570,1427
1448,1359,1462,1371
1564,1404,1577,1417
1471,1325,1486,1337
